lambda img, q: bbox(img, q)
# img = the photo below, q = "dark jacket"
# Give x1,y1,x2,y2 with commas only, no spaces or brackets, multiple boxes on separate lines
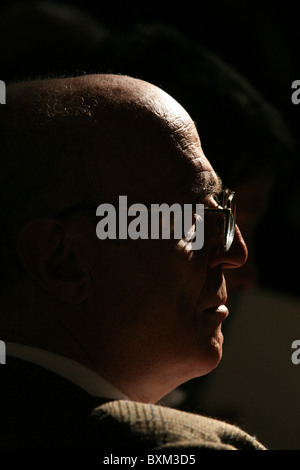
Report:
0,357,265,450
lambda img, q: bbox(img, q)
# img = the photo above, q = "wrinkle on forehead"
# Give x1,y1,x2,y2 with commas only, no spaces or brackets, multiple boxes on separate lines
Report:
166,118,220,201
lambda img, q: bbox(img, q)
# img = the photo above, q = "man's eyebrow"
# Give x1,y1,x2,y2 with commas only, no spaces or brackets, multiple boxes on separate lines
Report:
191,172,223,201
204,173,223,195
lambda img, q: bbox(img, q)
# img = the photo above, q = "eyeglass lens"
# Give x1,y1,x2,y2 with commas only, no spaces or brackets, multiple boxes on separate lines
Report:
224,192,236,251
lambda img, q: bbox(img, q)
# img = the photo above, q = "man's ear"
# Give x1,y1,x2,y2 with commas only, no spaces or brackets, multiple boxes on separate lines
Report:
16,218,89,305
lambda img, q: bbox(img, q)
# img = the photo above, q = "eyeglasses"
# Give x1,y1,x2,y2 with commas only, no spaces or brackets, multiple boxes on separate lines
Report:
57,188,236,251
203,188,236,252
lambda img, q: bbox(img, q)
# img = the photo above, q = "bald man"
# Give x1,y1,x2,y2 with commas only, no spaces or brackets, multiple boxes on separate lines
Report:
0,74,265,450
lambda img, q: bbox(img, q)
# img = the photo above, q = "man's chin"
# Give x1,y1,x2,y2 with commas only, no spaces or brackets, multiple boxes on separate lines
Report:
199,331,224,375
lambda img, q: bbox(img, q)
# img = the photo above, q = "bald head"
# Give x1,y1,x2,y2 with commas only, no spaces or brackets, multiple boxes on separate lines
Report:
0,73,209,290
8,73,190,130
5,73,199,203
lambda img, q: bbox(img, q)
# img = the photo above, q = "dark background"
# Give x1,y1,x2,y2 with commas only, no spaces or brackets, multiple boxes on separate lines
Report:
1,0,299,450
1,0,299,296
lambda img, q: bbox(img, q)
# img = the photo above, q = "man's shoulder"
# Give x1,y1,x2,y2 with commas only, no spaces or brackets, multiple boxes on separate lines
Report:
88,399,266,450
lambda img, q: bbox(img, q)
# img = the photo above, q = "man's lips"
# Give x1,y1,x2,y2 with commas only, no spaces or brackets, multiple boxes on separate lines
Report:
203,304,229,320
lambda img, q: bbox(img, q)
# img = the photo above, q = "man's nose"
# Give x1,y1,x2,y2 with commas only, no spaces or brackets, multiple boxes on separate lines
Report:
208,225,248,269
